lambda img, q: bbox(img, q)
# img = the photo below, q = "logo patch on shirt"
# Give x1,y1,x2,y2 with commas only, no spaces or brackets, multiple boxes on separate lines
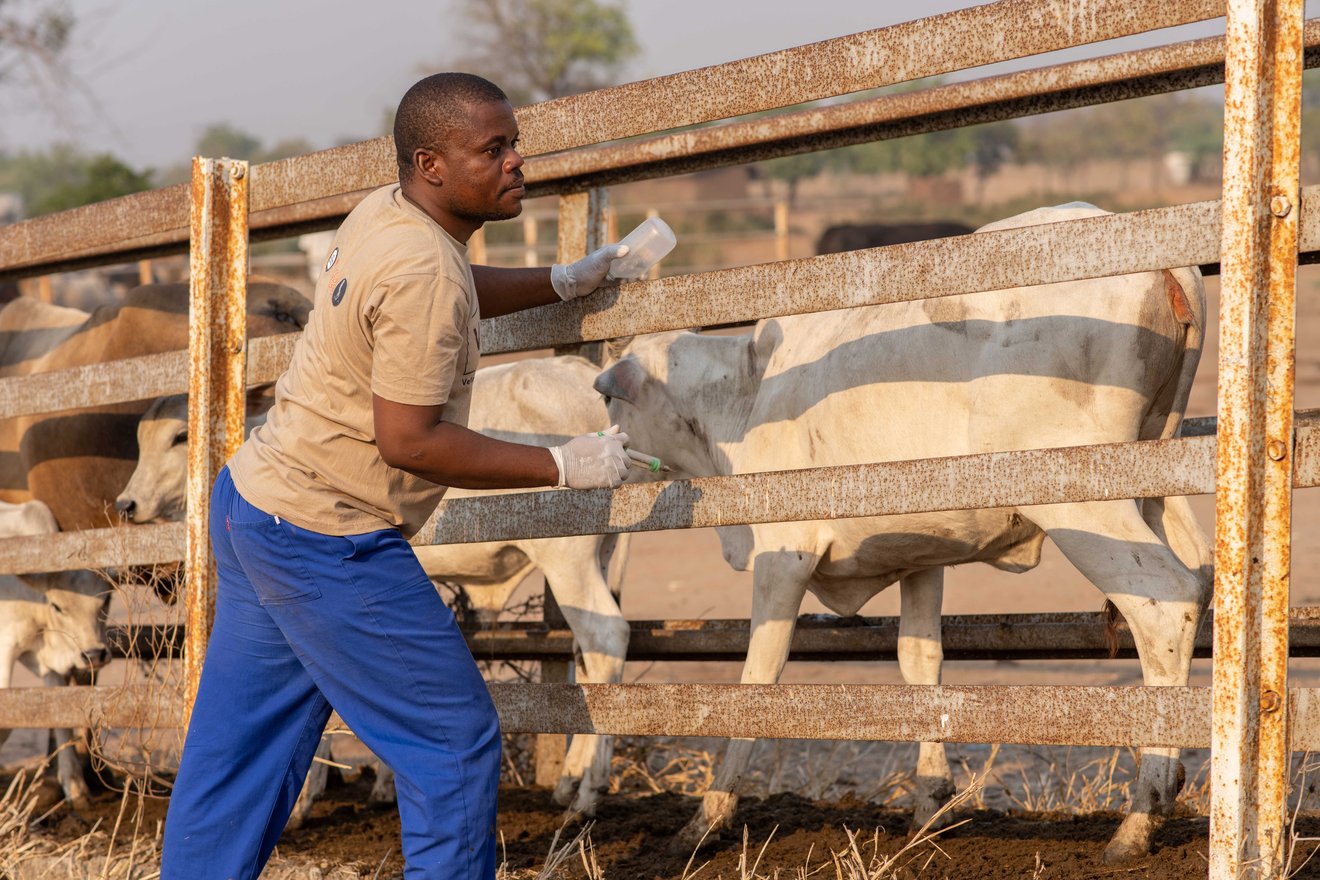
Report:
325,247,339,272
331,277,348,307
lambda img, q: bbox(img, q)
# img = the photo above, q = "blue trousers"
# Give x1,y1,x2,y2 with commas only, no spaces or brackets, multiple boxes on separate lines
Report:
161,468,500,879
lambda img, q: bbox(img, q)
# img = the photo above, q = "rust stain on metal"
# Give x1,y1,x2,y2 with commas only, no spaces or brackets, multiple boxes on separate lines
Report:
488,683,1214,748
1209,0,1302,876
483,201,1226,354
0,522,183,576
416,436,1219,547
184,158,250,725
514,0,1222,156
9,681,1320,752
524,22,1320,197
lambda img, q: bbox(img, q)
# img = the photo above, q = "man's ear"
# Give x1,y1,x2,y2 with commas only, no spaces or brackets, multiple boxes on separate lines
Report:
413,148,444,187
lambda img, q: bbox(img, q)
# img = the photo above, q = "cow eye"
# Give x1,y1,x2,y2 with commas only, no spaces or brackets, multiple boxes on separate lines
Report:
49,602,63,614
173,431,188,447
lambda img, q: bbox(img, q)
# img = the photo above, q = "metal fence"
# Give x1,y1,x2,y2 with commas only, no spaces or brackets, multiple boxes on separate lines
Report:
0,0,1307,875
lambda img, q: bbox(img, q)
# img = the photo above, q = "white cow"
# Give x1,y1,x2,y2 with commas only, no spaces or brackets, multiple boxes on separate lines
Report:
115,356,630,824
592,204,1213,864
0,499,112,809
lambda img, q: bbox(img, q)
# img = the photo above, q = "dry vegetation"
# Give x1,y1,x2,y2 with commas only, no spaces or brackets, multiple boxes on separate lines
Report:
2,735,1317,879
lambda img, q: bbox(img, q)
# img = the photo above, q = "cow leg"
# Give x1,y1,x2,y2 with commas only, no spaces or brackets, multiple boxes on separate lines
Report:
286,736,331,830
42,671,91,810
368,755,396,805
899,569,954,830
1025,499,1210,864
0,644,14,753
675,547,813,853
1141,496,1215,583
533,540,630,818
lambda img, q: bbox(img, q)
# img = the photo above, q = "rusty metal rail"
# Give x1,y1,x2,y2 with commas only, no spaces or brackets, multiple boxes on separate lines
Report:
1209,0,1303,872
0,412,1308,576
9,682,1320,753
9,188,1320,421
0,413,1316,575
103,608,1320,663
0,0,1230,281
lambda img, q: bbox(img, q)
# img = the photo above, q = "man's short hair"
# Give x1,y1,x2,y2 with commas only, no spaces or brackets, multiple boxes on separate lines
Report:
395,73,510,182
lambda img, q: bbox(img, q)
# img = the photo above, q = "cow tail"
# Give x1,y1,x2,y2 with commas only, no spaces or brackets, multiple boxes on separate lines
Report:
1103,599,1123,659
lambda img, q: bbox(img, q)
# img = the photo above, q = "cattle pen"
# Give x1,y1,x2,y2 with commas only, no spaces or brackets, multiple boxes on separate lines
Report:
0,0,1314,876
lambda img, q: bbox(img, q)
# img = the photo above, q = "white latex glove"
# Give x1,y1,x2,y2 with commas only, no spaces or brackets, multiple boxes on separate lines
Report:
550,243,629,301
547,425,631,489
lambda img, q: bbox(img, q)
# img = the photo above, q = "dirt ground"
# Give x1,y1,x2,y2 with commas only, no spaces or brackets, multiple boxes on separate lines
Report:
26,771,1320,879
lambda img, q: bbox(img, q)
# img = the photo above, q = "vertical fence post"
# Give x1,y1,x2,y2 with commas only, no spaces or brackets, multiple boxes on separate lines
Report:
1210,0,1303,876
523,214,539,267
529,190,596,788
184,157,250,723
774,199,789,263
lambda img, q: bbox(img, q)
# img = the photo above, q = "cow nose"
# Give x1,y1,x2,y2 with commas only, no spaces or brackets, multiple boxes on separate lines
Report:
84,648,109,670
115,498,136,522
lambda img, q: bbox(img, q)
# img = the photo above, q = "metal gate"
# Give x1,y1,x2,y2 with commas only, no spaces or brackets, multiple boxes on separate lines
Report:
0,1,1308,874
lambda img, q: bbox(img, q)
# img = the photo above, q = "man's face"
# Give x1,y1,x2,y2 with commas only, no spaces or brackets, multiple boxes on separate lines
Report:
436,99,525,226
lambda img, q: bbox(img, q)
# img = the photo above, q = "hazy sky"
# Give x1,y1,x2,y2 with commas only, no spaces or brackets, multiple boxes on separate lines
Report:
2,1,1304,172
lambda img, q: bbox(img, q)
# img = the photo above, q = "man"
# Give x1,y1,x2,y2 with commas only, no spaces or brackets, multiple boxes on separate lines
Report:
161,73,632,880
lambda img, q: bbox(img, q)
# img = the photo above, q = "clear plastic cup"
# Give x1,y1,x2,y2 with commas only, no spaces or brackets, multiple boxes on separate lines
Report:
608,216,677,281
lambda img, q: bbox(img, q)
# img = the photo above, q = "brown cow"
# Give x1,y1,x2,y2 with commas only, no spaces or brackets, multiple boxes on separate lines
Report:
0,280,309,531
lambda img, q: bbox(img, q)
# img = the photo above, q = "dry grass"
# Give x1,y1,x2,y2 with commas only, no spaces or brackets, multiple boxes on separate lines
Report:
0,741,1315,878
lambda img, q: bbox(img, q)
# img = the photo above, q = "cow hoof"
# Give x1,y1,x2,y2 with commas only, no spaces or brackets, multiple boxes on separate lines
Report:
1101,813,1157,864
1100,838,1150,865
551,778,577,808
368,775,395,805
33,778,65,814
669,812,726,855
909,803,953,836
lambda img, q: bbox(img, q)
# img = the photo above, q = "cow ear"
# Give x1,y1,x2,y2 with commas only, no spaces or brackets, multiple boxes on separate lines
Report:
752,320,783,374
603,336,634,365
594,358,646,404
246,383,277,418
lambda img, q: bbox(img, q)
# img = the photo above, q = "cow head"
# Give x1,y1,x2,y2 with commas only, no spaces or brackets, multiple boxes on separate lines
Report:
594,330,759,479
117,386,275,524
116,395,188,524
0,501,112,678
29,570,112,678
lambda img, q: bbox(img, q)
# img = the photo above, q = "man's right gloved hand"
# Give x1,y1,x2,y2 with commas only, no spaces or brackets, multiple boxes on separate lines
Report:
548,425,631,489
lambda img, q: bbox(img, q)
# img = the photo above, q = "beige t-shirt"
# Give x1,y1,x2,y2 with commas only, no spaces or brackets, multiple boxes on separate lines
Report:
229,185,479,538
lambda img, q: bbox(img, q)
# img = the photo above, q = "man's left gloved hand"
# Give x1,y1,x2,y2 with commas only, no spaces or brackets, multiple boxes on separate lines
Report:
550,243,629,301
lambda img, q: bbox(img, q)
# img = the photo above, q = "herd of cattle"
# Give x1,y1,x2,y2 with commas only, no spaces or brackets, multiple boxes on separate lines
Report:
1,203,1212,864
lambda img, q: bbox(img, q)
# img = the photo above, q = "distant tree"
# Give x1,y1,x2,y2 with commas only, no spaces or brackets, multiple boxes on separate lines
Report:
1019,112,1094,189
1166,94,1222,183
450,0,639,104
0,1,73,92
761,151,827,207
969,121,1019,202
261,137,315,162
30,152,150,214
0,145,150,216
195,123,263,161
